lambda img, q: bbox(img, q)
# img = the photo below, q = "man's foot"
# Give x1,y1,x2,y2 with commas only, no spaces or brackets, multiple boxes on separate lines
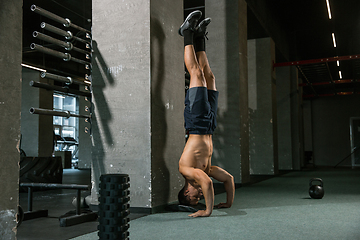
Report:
195,17,211,38
178,10,202,36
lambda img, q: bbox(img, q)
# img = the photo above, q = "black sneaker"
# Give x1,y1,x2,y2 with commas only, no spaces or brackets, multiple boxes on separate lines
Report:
195,17,211,38
178,10,202,36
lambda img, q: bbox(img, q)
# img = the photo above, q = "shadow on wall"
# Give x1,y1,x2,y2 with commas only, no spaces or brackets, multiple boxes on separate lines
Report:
150,16,170,205
89,41,115,200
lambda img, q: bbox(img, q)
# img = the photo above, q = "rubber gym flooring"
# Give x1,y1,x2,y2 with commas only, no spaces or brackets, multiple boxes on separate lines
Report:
18,168,360,240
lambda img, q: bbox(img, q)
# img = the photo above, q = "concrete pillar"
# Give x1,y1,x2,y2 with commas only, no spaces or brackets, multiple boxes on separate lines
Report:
303,100,313,152
21,69,53,158
238,0,250,183
291,69,303,170
276,66,295,170
302,100,313,167
248,37,278,175
206,0,249,184
38,79,54,157
0,1,22,239
21,69,40,157
91,0,183,211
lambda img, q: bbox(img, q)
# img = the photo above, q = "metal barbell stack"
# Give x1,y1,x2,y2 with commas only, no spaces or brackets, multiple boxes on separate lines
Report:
29,4,93,136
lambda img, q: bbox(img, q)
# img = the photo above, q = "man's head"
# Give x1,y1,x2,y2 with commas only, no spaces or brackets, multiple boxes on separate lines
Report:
178,184,203,206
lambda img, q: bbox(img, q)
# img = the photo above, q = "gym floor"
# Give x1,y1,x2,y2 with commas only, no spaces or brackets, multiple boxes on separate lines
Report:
76,168,360,240
17,168,360,240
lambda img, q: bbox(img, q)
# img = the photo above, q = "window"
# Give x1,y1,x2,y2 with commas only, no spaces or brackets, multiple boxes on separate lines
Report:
53,93,79,159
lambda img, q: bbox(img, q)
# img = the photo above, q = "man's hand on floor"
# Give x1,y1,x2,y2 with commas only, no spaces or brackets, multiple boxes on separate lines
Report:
188,210,211,218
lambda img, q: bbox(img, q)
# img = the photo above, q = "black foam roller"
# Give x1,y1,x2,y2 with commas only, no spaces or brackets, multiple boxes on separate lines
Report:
98,174,130,240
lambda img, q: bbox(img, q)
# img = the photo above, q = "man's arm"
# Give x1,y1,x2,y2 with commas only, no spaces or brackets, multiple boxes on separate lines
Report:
179,165,214,217
209,166,235,208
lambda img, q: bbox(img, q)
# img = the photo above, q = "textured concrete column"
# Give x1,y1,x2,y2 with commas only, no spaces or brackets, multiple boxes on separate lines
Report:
37,78,54,157
21,69,40,157
21,70,53,158
0,1,22,239
92,0,183,210
276,66,294,169
303,100,313,152
238,0,250,183
291,69,303,170
248,37,278,175
207,0,249,184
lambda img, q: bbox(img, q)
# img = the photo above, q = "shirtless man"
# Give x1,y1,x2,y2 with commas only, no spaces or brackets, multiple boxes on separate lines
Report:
178,10,235,218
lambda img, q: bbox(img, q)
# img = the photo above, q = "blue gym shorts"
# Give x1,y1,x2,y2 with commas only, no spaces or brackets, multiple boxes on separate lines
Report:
184,86,219,135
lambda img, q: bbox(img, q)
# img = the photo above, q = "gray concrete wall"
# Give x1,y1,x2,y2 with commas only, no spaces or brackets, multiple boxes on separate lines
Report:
0,1,22,238
207,0,248,184
312,95,360,166
248,37,278,175
92,0,183,209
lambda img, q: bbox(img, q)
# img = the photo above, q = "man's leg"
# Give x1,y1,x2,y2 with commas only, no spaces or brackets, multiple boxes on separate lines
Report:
194,18,216,91
196,51,216,91
179,10,207,89
184,44,207,88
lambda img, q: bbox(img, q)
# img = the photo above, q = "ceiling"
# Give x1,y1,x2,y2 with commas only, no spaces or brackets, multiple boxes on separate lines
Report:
266,0,360,98
23,0,360,98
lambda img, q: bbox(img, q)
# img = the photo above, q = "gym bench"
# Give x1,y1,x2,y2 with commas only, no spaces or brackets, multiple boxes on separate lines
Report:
19,183,98,227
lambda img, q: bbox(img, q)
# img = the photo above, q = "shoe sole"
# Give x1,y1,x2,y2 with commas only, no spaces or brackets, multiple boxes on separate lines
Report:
178,10,202,36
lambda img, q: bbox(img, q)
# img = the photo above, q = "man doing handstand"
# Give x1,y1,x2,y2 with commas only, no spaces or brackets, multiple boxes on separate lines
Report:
178,10,235,218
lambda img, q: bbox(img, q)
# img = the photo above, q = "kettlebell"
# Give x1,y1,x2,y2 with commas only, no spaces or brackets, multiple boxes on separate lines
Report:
309,178,324,199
